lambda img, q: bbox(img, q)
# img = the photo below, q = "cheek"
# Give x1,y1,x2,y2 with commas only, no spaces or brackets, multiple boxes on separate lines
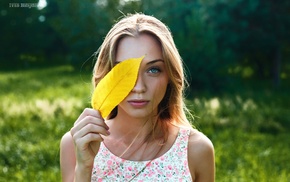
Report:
152,79,168,100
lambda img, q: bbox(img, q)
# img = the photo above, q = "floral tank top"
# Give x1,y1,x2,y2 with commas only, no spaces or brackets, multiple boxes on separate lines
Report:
91,128,192,182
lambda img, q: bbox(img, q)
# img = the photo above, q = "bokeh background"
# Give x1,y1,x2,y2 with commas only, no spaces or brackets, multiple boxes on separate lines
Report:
1,0,290,181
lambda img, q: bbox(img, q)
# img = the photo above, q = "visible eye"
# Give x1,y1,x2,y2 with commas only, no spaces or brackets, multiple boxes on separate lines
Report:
147,67,161,74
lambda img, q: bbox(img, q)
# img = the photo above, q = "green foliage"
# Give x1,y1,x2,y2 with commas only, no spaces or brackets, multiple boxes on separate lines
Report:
2,0,290,90
45,0,112,67
143,0,226,91
0,0,65,68
201,0,290,86
0,67,289,181
0,66,91,181
187,91,290,182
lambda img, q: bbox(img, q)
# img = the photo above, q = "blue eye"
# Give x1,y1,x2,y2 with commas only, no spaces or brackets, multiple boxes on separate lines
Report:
148,67,161,74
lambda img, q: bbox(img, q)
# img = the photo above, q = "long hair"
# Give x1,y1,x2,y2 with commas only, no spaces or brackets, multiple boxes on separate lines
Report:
92,13,192,138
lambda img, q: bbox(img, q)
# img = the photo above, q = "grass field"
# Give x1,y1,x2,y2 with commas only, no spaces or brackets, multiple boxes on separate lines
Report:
0,66,289,182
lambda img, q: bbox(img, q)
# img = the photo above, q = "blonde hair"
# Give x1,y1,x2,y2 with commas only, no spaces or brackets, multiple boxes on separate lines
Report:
92,13,192,134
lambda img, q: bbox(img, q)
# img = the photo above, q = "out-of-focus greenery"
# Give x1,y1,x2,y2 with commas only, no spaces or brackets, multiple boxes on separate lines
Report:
0,66,289,181
0,66,91,181
1,0,290,181
1,0,290,91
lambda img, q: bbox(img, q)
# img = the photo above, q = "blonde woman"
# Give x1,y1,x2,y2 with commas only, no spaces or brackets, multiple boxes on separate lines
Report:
60,13,215,182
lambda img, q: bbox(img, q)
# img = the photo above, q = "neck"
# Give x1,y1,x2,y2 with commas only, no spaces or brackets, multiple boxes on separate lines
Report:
104,106,169,159
108,106,167,145
103,108,174,160
109,115,155,141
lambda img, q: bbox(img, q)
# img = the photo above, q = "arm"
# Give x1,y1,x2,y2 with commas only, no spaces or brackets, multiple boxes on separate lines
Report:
60,132,93,182
60,108,110,182
60,132,76,182
188,129,215,182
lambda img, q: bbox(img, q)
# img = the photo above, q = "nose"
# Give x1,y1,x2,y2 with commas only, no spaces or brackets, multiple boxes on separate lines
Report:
131,73,146,93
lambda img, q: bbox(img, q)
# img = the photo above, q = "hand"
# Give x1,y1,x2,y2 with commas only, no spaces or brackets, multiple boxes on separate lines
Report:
70,108,110,171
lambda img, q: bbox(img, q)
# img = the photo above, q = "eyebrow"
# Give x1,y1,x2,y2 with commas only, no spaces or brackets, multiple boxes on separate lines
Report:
114,59,164,65
146,59,164,65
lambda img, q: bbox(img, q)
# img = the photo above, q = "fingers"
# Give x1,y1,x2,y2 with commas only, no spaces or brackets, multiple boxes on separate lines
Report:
74,108,106,126
72,108,108,130
72,122,110,140
68,108,110,170
71,115,108,135
74,133,103,152
70,108,110,148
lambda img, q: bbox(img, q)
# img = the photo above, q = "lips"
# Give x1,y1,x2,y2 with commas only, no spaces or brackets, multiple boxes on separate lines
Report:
128,99,149,107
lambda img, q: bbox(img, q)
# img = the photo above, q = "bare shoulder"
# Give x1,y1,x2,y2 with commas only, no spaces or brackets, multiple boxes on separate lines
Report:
187,128,215,182
188,128,214,154
60,131,75,162
60,131,75,156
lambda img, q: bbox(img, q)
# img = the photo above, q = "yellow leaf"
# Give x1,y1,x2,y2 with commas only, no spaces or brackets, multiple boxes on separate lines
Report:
91,56,144,118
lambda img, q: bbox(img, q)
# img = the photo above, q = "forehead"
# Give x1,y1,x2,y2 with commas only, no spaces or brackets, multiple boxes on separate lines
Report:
115,34,163,63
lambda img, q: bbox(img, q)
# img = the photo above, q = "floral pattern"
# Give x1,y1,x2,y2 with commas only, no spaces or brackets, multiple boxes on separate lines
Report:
91,128,192,182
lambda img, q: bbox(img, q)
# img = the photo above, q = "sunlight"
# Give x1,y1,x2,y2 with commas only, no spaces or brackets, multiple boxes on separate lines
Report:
120,0,140,6
209,98,220,110
242,99,257,111
37,0,47,10
96,0,108,7
206,98,220,115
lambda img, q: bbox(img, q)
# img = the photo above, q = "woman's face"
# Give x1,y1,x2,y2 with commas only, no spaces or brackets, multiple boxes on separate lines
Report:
116,33,169,119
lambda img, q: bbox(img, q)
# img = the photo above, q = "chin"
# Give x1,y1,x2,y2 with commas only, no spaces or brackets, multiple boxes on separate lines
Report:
121,109,157,120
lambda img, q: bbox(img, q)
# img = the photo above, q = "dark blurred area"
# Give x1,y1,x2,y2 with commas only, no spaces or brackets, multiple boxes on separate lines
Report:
1,0,290,92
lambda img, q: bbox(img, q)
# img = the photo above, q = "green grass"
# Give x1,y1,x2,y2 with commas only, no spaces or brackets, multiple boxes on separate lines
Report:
0,66,289,181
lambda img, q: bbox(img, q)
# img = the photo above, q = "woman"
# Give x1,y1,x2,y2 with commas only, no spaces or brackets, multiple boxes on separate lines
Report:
60,13,215,182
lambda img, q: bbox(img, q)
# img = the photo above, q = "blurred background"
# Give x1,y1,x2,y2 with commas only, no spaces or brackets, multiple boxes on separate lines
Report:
2,0,290,90
0,0,290,181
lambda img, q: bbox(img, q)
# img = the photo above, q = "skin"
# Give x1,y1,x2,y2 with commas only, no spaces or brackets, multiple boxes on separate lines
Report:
60,33,215,182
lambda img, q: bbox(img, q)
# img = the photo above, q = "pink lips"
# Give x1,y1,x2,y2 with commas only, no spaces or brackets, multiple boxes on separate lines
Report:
128,100,149,107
